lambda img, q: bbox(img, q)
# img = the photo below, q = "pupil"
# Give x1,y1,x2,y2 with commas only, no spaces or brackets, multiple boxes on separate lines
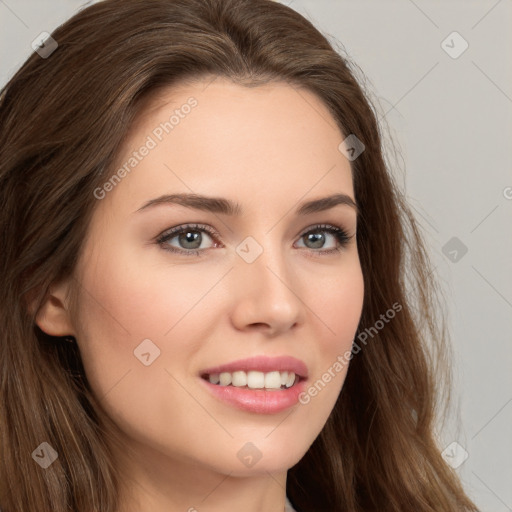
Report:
307,232,324,248
180,231,201,249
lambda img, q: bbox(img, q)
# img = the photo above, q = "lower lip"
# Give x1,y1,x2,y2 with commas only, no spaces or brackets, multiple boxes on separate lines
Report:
199,377,307,414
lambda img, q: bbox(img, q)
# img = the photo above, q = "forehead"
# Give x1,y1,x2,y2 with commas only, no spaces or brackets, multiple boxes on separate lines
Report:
101,77,354,216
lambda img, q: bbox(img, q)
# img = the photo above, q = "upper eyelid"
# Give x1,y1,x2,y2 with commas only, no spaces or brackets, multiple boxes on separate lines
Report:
157,223,219,241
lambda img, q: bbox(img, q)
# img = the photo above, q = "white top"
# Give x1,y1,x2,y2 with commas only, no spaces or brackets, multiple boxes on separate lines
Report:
285,495,297,511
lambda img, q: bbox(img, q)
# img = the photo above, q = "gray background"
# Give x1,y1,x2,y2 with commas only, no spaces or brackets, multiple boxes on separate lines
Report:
1,1,510,510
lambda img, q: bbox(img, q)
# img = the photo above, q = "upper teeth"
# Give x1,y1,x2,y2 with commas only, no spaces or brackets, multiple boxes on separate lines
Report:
207,370,297,389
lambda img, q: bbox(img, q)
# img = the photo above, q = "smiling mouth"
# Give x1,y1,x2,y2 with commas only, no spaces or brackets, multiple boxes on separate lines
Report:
200,370,303,390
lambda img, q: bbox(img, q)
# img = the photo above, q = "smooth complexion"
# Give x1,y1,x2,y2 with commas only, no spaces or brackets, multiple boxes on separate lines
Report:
36,77,365,512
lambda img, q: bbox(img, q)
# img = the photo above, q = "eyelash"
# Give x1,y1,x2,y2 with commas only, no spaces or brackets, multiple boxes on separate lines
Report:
155,223,353,257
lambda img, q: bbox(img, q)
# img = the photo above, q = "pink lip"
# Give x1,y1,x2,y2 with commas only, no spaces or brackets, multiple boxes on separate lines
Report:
199,378,307,414
199,355,308,378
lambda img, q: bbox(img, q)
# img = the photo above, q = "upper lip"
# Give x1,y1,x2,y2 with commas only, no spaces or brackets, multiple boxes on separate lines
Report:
200,355,308,379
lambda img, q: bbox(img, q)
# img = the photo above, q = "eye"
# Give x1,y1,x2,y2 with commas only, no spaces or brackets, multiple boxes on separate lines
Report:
155,223,353,256
295,224,352,255
156,223,219,256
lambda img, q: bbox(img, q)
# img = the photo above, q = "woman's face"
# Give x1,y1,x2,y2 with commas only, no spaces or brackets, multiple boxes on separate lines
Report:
67,77,364,479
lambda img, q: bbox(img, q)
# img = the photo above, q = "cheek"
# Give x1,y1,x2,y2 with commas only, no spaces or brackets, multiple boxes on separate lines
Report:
308,256,364,351
297,259,364,411
70,249,226,449
71,243,234,399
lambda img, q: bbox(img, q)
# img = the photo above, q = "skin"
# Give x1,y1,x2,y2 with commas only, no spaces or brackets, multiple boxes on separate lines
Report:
36,76,364,512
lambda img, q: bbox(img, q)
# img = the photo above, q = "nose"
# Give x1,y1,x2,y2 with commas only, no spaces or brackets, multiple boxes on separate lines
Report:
229,240,304,336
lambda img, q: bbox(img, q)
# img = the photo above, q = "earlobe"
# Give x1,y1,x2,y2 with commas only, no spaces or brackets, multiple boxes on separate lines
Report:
33,279,76,337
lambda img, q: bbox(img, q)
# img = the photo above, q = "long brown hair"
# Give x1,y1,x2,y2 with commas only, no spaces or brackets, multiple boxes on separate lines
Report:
0,0,479,510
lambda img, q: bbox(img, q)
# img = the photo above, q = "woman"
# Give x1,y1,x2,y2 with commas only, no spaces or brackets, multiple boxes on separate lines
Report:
0,0,479,511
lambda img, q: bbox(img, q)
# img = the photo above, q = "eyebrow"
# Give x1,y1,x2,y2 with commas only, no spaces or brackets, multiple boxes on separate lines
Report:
135,192,359,216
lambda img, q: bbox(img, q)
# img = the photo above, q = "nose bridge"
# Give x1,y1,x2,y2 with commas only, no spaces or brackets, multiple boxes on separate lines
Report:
235,230,290,286
230,231,304,332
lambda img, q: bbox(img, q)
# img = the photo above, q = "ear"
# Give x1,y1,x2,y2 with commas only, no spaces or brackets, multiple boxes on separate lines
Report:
33,278,76,337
